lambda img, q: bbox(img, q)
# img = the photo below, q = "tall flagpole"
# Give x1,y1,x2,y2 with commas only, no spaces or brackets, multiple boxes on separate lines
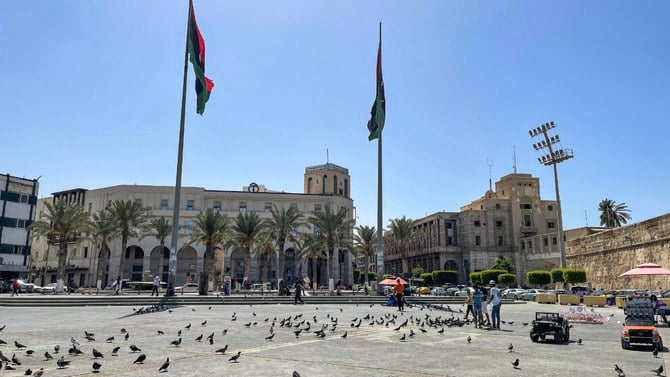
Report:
168,1,192,286
375,23,384,286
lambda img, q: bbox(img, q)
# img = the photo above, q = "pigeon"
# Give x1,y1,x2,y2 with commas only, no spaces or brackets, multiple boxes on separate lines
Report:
177,330,182,337
24,368,31,375
170,338,182,347
651,365,664,376
92,361,102,373
615,364,624,375
133,354,146,364
341,331,348,339
508,343,514,352
0,339,5,345
467,335,471,344
158,357,170,372
195,334,203,342
185,324,191,330
511,359,520,369
0,325,5,331
124,332,129,341
228,351,241,362
105,336,114,343
293,371,301,377
577,338,582,345
32,368,44,377
92,348,104,358
54,345,60,354
120,328,126,334
399,333,406,341
157,330,165,335
56,356,71,369
201,320,207,326
265,333,275,341
12,353,21,365
44,352,53,361
129,345,141,353
215,345,228,354
15,341,26,349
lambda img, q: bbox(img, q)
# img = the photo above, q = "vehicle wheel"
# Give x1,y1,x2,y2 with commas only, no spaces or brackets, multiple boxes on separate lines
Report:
540,334,546,340
621,339,630,350
554,330,563,343
514,295,519,300
564,329,570,341
530,333,539,342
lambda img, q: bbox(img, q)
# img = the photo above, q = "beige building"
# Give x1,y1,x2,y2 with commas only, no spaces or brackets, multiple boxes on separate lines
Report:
383,173,562,285
30,163,354,290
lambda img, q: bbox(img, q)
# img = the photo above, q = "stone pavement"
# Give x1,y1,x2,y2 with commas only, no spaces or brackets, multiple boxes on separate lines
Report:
0,298,667,377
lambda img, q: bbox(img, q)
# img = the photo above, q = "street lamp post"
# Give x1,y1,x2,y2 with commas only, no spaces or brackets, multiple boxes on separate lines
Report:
529,121,574,268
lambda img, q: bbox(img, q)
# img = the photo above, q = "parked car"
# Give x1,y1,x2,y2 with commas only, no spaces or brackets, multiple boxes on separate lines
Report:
521,289,546,301
175,283,199,293
444,287,459,296
41,283,57,294
417,287,431,295
20,283,35,293
454,287,474,297
570,286,591,297
430,287,446,296
502,288,526,300
530,311,570,343
621,295,662,350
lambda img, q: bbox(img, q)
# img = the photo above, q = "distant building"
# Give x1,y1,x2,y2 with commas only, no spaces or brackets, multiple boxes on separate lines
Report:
31,163,354,290
0,174,39,280
382,173,562,286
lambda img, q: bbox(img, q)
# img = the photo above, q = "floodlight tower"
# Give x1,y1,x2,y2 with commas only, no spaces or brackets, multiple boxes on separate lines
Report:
529,121,573,268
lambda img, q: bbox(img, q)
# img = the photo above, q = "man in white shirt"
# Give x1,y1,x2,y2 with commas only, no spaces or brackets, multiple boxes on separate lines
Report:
489,280,502,329
152,275,160,296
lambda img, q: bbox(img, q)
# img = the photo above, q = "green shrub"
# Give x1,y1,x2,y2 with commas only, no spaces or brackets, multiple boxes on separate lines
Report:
498,273,516,286
550,269,565,283
563,269,587,285
470,272,482,286
526,270,552,287
420,273,433,286
433,270,457,285
481,269,508,285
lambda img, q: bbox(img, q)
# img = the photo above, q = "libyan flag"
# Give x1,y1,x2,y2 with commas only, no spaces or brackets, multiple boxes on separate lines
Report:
188,0,214,115
367,37,385,141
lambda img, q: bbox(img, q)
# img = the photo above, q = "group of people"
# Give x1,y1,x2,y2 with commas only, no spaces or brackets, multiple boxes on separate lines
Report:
464,280,503,329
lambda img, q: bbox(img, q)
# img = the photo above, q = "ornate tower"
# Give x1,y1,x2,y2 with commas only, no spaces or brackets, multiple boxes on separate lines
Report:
304,163,350,198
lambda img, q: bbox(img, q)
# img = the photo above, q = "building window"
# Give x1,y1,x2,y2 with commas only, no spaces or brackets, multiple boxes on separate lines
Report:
523,215,532,227
184,221,194,235
160,199,168,210
314,226,321,236
16,219,26,228
446,236,452,246
134,198,142,205
521,240,525,249
239,202,247,213
314,203,321,212
307,178,313,193
543,237,548,246
548,205,554,211
446,222,453,229
474,220,481,227
13,245,22,255
495,220,503,228
290,203,298,209
528,240,533,248
213,201,221,212
187,200,194,211
19,194,29,203
475,235,481,246
322,176,328,194
520,203,532,209
84,247,88,258
495,203,501,209
552,236,557,245
497,236,503,246
547,221,555,229
264,202,272,213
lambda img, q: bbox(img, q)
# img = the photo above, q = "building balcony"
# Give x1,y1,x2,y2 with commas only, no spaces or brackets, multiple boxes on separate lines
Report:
520,226,538,235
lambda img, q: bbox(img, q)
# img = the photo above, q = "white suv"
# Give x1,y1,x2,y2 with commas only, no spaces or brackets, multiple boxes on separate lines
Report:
502,288,526,300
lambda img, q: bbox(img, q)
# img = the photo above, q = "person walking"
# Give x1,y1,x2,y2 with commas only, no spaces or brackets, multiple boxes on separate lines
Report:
152,275,160,296
394,278,405,312
481,287,490,327
294,280,305,305
11,280,19,296
489,280,502,329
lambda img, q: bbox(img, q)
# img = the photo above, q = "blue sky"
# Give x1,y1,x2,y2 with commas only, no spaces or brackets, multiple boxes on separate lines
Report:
2,1,668,231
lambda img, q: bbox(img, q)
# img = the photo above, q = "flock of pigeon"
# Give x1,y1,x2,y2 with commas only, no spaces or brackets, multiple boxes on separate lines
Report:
0,302,666,376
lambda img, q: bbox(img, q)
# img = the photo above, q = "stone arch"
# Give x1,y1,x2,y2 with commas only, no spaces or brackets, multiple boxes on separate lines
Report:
444,259,458,272
176,246,197,286
230,247,246,286
124,245,145,281
149,246,170,283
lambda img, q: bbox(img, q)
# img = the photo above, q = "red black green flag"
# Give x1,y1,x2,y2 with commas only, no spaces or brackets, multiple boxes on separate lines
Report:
188,0,214,115
367,33,385,141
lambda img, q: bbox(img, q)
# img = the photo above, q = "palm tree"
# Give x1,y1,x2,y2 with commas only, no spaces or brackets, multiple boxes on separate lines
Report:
253,231,276,289
90,210,118,289
143,217,172,282
295,233,327,292
598,198,632,228
106,200,148,289
28,200,91,293
264,204,304,289
388,216,416,276
353,225,376,287
188,208,229,295
229,212,263,286
307,204,354,289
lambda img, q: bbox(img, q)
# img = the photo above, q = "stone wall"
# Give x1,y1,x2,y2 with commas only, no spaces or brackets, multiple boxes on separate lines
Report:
566,213,670,290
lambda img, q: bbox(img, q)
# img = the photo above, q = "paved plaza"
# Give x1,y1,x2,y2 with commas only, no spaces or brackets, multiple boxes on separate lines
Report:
0,297,667,376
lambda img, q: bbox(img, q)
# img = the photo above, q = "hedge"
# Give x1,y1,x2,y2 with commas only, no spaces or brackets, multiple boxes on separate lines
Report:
420,273,434,286
470,272,482,286
550,269,565,283
480,269,508,285
432,270,458,285
526,270,552,287
563,269,587,285
498,273,516,286
355,271,377,284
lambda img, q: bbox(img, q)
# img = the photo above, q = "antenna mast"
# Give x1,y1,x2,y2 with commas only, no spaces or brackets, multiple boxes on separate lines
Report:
513,146,517,174
487,158,493,191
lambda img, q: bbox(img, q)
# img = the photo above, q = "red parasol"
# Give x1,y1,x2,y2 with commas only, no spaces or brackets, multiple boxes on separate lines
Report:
379,277,408,285
618,263,670,277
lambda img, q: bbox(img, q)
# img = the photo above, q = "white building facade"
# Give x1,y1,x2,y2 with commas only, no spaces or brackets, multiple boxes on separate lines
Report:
0,174,39,280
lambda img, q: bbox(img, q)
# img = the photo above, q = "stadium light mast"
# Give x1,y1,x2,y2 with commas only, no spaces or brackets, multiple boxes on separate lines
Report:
529,121,573,268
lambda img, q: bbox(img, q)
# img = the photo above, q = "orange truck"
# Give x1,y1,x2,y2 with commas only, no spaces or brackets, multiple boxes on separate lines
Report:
621,296,663,350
